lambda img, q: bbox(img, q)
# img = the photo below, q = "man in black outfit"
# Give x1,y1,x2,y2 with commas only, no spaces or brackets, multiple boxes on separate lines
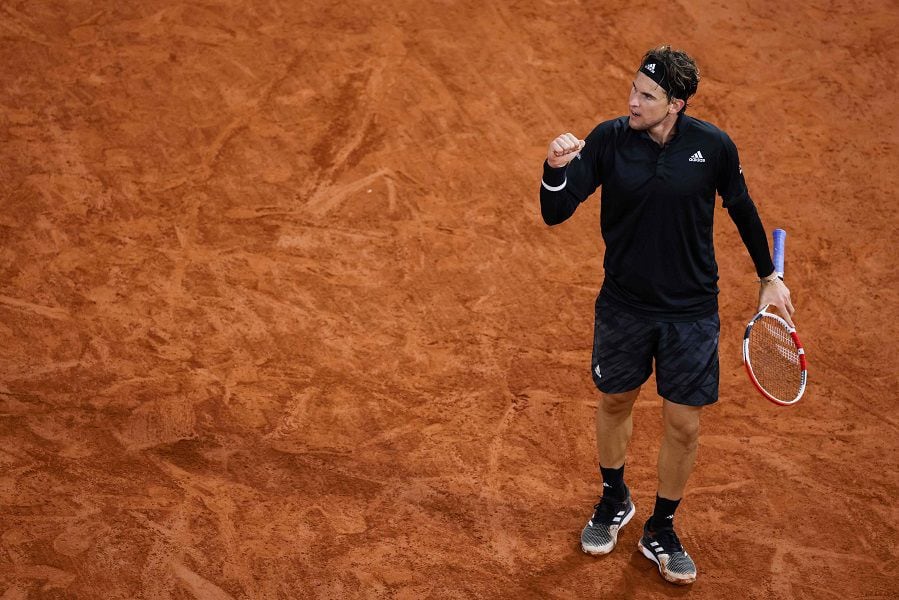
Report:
539,46,795,585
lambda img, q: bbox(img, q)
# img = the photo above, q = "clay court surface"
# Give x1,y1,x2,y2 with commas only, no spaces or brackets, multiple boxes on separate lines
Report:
1,1,897,598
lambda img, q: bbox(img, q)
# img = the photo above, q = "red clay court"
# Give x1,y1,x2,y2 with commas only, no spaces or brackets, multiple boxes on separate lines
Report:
1,1,897,598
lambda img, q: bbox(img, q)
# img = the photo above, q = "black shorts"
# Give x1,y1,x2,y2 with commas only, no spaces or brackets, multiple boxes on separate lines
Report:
590,295,720,406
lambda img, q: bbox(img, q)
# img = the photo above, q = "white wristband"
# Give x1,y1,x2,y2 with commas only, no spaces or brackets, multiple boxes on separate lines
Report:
541,177,567,192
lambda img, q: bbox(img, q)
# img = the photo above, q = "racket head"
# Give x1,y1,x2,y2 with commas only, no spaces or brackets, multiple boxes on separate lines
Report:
742,307,807,406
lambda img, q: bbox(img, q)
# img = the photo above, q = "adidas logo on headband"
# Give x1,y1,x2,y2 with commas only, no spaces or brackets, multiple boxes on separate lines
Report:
644,63,656,73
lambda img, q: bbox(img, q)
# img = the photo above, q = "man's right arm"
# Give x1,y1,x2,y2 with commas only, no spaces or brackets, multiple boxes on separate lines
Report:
540,160,580,225
539,130,602,225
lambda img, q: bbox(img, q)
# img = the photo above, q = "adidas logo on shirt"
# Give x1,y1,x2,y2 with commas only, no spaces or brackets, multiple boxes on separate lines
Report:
645,63,656,73
689,150,706,163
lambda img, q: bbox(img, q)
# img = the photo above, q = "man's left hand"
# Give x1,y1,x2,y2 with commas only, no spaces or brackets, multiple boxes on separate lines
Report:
758,278,795,328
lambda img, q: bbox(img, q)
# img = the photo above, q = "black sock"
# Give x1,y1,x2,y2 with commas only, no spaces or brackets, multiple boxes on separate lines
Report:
599,464,626,502
650,495,681,530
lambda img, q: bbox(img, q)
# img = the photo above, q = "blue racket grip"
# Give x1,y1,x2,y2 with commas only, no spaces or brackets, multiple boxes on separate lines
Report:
772,228,786,276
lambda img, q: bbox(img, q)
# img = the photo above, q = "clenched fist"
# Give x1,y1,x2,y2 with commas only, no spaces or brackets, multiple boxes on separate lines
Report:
546,132,585,169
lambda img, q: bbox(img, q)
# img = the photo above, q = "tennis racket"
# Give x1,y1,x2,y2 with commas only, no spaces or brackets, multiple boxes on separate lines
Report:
742,228,807,406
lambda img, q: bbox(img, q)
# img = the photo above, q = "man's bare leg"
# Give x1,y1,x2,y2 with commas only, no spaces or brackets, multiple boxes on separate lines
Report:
657,399,702,500
581,386,642,556
637,399,702,584
596,387,641,469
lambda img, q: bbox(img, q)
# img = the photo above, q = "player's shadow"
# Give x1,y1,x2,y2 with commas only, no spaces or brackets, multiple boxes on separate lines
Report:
570,539,695,598
620,547,695,597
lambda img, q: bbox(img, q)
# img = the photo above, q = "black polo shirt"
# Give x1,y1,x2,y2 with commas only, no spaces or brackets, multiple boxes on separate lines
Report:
540,113,774,321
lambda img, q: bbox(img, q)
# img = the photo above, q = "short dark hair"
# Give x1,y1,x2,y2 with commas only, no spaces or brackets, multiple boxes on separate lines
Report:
641,45,700,113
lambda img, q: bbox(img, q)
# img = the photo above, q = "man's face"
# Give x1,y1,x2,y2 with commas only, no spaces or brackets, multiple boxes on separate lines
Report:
628,71,676,130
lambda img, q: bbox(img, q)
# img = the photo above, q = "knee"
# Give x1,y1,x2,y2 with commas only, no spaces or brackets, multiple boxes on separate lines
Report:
668,425,700,450
599,391,637,416
664,412,701,449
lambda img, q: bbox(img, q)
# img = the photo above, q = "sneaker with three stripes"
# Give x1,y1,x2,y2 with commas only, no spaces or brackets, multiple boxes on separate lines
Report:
637,518,697,585
580,487,635,555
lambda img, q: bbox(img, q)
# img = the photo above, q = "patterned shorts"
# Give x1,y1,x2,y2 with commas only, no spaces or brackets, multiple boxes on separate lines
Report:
590,295,720,406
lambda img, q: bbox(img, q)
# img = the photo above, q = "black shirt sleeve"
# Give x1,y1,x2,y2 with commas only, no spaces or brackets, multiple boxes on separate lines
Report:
717,131,776,278
539,125,606,225
727,200,775,278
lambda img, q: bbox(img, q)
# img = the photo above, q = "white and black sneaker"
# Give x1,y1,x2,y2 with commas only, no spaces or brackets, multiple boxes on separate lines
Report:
580,488,635,555
637,518,697,585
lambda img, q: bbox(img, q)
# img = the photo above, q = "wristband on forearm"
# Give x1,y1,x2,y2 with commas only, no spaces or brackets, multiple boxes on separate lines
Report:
758,271,782,284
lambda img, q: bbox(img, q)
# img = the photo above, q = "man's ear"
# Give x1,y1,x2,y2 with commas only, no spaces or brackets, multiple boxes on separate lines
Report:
669,98,685,114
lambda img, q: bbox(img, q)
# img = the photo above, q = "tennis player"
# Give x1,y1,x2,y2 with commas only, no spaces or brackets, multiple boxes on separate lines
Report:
539,45,795,584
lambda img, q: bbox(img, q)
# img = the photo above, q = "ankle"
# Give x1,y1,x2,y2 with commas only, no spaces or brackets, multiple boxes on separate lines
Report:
650,494,681,529
599,464,627,501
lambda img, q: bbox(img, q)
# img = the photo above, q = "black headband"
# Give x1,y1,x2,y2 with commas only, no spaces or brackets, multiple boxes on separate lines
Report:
639,58,670,95
638,57,696,101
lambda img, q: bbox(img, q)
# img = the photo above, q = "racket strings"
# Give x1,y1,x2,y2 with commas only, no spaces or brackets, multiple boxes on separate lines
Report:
748,317,802,401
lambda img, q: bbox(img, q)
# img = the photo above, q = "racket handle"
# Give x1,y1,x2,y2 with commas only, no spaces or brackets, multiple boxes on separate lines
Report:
772,228,786,277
